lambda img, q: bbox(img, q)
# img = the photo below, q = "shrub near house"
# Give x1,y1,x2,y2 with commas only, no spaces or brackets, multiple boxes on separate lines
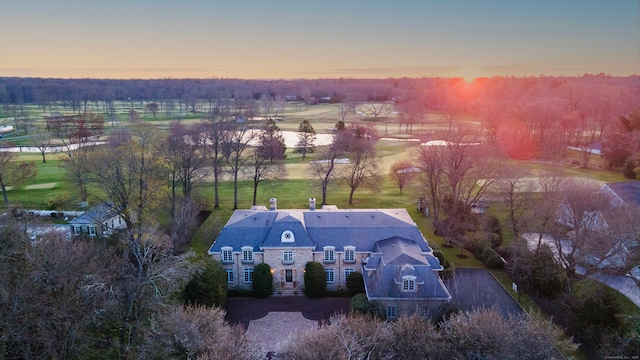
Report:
304,262,326,298
253,263,273,298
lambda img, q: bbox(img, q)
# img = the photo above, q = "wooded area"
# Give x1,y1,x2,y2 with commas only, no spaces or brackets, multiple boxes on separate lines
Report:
1,75,640,358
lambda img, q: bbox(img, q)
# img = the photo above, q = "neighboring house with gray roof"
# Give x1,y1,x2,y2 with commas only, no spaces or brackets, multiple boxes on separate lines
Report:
208,199,451,318
68,203,126,237
600,181,640,207
555,181,640,269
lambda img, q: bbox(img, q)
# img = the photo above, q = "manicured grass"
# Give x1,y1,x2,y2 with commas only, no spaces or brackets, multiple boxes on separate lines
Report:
573,279,640,317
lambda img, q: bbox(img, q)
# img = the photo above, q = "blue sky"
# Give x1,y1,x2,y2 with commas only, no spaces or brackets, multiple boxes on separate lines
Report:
1,0,637,79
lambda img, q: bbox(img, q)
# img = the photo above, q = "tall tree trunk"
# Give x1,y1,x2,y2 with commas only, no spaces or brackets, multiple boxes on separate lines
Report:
1,177,8,205
253,177,259,206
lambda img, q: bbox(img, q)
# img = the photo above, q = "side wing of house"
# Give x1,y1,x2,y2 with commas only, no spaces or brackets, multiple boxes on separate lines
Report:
208,210,277,290
362,237,451,319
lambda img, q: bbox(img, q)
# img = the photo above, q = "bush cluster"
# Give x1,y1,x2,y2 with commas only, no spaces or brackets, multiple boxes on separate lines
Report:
183,260,227,308
346,272,365,296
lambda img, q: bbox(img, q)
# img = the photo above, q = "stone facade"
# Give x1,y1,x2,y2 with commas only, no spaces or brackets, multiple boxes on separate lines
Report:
209,206,451,317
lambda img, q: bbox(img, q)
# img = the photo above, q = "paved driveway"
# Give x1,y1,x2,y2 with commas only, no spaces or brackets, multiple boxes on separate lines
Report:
225,297,350,354
444,268,524,317
225,296,350,330
591,273,640,308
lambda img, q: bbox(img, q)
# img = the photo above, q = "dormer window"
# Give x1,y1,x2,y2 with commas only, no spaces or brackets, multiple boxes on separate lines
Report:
242,246,254,264
222,247,233,264
323,246,335,263
281,230,295,243
344,246,356,263
402,276,416,292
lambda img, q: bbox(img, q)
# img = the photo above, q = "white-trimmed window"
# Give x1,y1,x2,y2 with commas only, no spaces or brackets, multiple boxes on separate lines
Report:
386,305,397,319
226,269,234,284
221,247,233,263
344,268,355,283
323,246,335,263
243,268,253,284
402,276,416,292
73,226,81,235
326,268,335,283
282,250,294,264
344,246,356,263
89,226,96,236
242,246,254,263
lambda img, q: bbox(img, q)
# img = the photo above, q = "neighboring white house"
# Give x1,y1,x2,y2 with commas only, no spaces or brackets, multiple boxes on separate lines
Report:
68,203,126,237
208,200,451,319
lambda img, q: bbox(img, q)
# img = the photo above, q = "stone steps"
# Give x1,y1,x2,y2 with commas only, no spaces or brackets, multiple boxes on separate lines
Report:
273,289,301,296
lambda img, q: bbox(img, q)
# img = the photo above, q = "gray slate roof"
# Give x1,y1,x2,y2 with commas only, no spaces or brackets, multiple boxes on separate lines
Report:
210,210,278,252
603,181,640,206
208,208,430,254
68,203,117,226
363,237,451,301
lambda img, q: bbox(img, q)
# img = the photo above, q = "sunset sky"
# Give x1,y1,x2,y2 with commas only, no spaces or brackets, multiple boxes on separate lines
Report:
1,0,638,79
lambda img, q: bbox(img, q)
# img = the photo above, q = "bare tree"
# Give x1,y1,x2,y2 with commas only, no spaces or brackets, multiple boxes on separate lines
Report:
414,127,501,222
86,124,165,242
311,122,350,206
341,125,381,205
554,178,619,282
109,227,191,357
278,310,576,360
495,166,537,240
389,160,418,194
48,112,105,202
220,121,258,210
0,151,37,205
203,101,232,208
0,225,118,358
128,109,141,123
440,308,577,359
274,94,287,119
145,102,159,119
165,121,209,215
478,99,506,144
567,85,626,167
278,314,394,360
368,102,388,118
147,306,262,359
248,119,287,205
32,126,54,163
